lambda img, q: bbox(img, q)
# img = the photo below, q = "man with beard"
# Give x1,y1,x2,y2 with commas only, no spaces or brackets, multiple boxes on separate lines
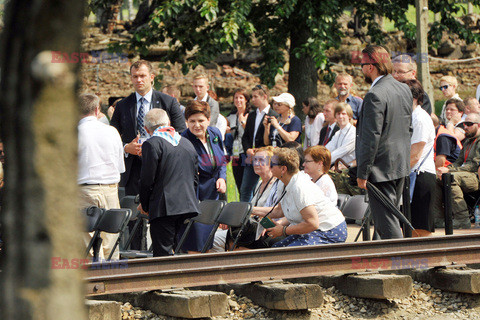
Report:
433,113,480,229
356,45,413,239
334,73,363,121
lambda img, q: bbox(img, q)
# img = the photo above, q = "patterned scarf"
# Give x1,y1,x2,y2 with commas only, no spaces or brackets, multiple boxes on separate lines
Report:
152,126,181,146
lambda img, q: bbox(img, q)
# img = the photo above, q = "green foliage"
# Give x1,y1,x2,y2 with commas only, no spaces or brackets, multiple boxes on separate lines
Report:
114,0,480,89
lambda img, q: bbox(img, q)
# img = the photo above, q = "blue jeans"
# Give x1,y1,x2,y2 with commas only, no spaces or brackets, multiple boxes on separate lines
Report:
240,164,259,202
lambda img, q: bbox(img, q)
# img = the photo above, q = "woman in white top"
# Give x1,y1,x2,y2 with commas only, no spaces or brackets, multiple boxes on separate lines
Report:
325,102,356,166
252,148,346,247
302,97,324,149
404,79,436,237
304,146,338,206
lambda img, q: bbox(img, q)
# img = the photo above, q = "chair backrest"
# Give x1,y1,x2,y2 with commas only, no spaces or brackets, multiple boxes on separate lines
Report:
341,195,368,221
84,206,104,232
95,208,132,233
194,200,226,225
337,194,351,211
118,187,126,202
217,202,253,227
120,195,140,221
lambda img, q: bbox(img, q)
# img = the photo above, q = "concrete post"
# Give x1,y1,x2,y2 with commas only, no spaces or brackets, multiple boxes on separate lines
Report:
416,0,435,111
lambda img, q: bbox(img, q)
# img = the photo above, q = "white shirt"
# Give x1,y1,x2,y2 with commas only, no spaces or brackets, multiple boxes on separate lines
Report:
280,172,345,231
215,114,228,140
411,106,436,174
325,123,356,165
476,84,480,102
304,113,324,149
315,174,338,207
253,104,271,142
78,116,125,184
371,75,384,88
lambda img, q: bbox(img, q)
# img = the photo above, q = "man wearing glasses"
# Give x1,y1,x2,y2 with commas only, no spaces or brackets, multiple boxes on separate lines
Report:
356,45,413,239
392,54,432,115
433,113,480,229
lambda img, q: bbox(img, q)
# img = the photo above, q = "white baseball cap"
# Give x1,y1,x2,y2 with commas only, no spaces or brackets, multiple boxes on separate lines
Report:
272,93,295,108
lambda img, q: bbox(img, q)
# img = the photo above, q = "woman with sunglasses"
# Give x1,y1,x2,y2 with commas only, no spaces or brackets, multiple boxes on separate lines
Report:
251,148,346,247
439,75,462,124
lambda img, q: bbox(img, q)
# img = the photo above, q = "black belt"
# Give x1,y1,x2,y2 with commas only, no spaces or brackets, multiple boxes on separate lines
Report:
80,183,117,187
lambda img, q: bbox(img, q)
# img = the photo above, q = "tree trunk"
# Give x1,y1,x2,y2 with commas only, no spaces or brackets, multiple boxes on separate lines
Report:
288,26,318,119
128,0,135,20
0,0,87,319
129,0,161,30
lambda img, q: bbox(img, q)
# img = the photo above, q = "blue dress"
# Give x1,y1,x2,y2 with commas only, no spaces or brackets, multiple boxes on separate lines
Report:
179,127,227,251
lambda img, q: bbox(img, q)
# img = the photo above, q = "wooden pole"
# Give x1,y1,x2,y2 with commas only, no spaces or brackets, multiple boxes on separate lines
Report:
416,0,435,112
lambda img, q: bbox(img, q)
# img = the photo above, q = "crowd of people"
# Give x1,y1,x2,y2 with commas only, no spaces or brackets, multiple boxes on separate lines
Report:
78,46,480,258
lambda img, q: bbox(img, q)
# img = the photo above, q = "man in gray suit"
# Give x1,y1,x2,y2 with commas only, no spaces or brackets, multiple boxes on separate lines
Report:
356,45,413,239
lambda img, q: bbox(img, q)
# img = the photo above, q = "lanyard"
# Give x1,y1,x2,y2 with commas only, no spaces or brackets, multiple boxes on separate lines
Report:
464,137,478,163
264,189,287,219
205,132,217,168
253,177,274,206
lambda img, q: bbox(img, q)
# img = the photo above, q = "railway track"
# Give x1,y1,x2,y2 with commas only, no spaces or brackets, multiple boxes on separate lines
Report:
85,233,480,296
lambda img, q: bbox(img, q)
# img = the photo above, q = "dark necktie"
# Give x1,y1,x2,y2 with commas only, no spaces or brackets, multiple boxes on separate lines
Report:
137,97,147,137
323,126,331,145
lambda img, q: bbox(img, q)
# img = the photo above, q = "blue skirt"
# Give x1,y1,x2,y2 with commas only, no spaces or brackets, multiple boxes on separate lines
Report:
272,221,348,248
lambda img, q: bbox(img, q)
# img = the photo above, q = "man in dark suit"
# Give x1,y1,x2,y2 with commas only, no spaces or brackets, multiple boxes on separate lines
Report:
240,85,278,202
356,45,413,239
319,99,340,146
138,109,199,256
110,60,186,196
111,60,186,250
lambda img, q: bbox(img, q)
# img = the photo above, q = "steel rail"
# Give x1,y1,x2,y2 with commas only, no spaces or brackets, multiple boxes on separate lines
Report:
85,233,480,296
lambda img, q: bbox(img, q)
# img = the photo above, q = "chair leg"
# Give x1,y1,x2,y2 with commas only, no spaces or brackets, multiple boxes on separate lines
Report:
123,218,141,249
230,224,247,251
201,223,219,253
86,231,101,258
174,222,193,254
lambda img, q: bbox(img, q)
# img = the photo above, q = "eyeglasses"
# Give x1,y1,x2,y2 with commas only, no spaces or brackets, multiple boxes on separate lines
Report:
393,69,413,75
360,63,372,68
464,122,478,127
439,85,449,91
252,84,267,95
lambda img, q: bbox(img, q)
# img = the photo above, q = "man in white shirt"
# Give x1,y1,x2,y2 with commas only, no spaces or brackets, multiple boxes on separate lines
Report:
193,73,220,127
240,85,278,201
78,94,125,260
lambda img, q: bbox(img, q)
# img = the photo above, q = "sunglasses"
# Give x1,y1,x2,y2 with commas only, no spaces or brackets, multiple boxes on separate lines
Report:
439,85,449,91
270,162,281,168
361,63,372,67
464,122,478,127
252,84,267,95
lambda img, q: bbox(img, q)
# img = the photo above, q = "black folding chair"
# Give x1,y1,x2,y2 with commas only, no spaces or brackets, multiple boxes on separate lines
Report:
341,195,368,224
83,206,105,258
202,202,253,253
118,187,126,202
85,208,132,261
175,200,226,254
337,194,351,211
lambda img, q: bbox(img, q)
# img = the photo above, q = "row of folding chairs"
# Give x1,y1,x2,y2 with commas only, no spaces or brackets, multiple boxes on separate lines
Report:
175,200,253,254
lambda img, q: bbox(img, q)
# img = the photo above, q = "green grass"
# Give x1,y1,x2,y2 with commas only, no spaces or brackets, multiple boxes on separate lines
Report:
226,162,240,202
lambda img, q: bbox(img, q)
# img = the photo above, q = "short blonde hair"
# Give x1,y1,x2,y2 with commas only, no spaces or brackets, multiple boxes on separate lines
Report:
440,75,458,87
273,148,299,174
193,73,209,82
334,102,353,120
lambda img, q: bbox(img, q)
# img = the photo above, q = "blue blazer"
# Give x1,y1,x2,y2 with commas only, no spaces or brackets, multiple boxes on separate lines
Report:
182,127,227,200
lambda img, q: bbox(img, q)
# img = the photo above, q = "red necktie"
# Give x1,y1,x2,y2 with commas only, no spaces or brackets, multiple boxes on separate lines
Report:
323,126,331,145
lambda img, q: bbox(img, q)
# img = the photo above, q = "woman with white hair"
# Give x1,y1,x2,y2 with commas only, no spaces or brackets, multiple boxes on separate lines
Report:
263,93,302,147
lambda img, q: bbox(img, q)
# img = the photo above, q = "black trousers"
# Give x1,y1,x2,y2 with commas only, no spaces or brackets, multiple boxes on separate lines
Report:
150,214,194,257
369,177,405,239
